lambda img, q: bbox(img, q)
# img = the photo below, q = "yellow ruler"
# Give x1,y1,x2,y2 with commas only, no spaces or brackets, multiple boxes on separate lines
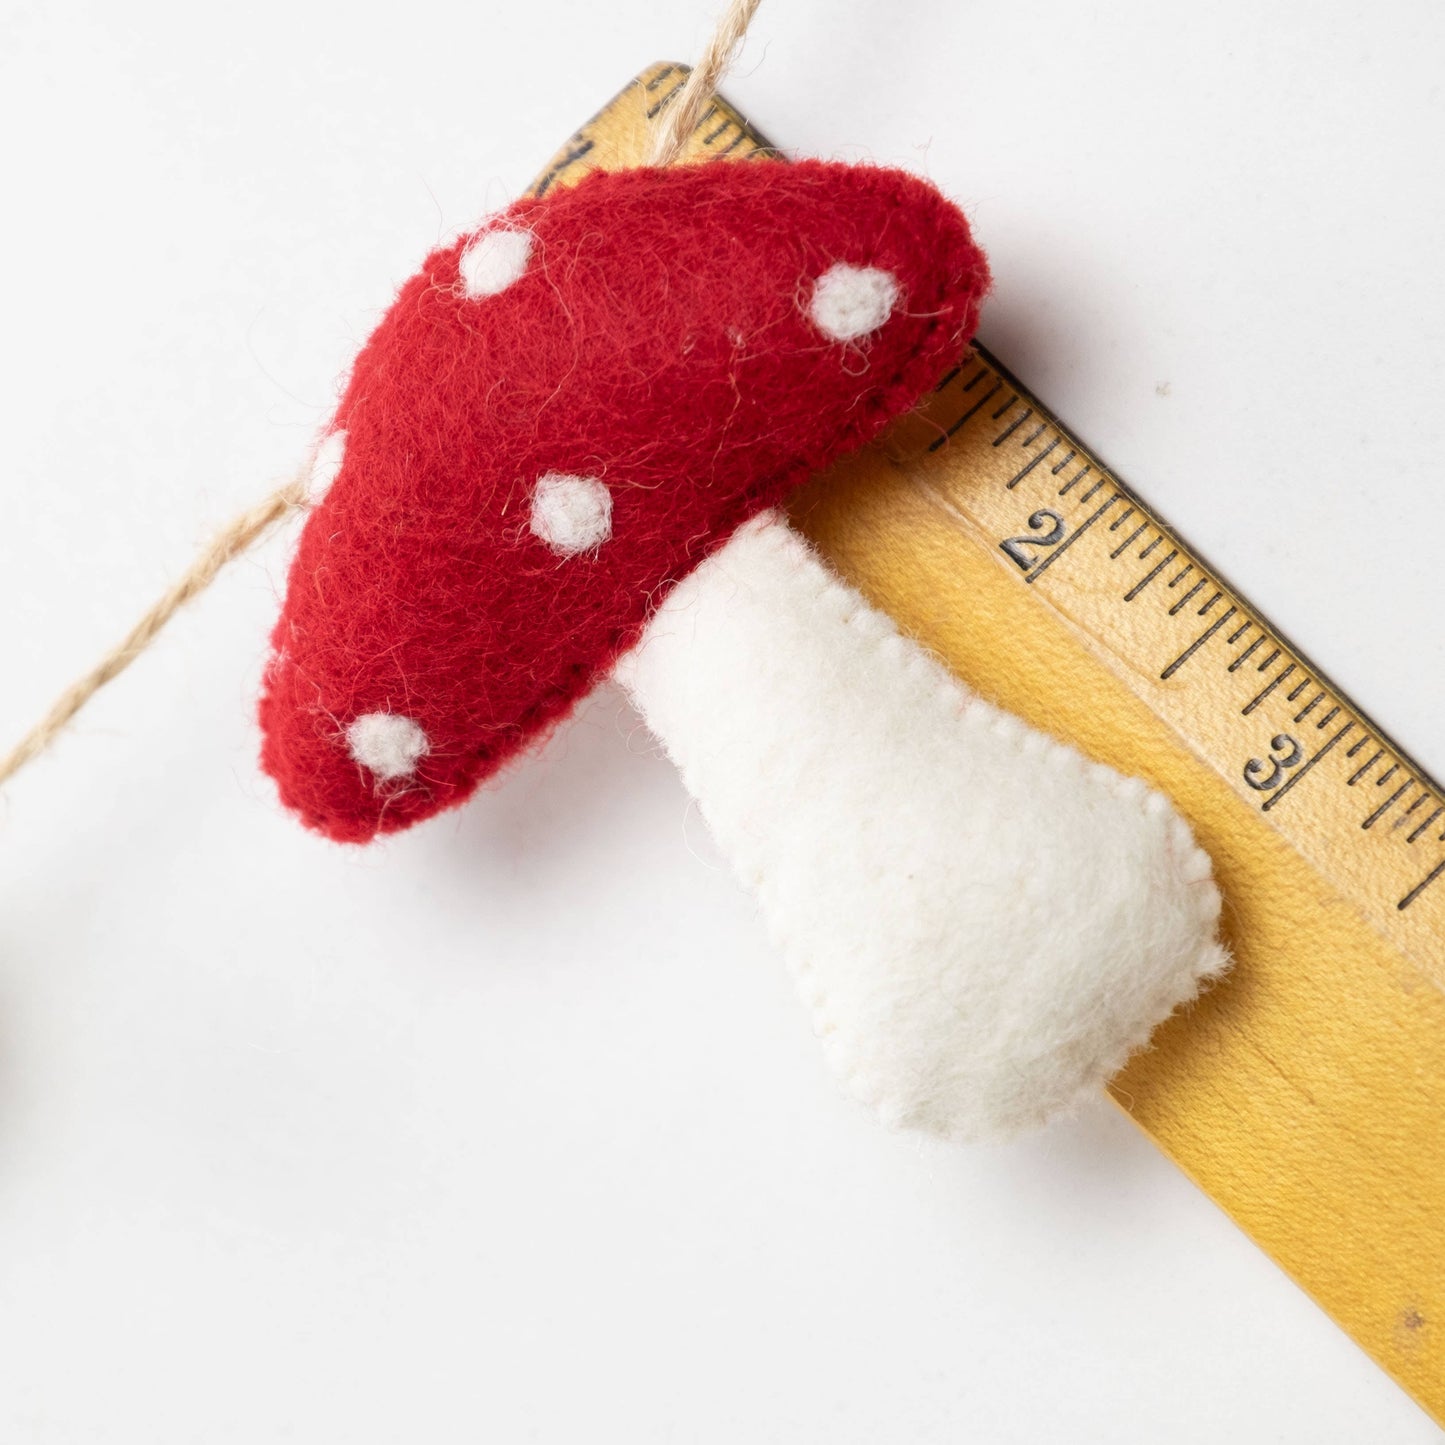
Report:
534,65,1445,1423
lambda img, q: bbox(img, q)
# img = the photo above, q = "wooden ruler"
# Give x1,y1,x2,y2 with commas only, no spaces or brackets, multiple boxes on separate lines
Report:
534,64,1445,1423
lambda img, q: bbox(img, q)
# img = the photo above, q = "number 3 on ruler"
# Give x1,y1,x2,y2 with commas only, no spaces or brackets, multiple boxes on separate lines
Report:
1000,509,1066,570
1244,734,1303,791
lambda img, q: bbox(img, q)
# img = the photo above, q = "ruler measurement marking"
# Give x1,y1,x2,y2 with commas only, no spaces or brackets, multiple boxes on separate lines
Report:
1199,591,1225,615
962,367,991,391
993,408,1033,446
1169,564,1196,588
1243,663,1297,715
1227,620,1254,644
1162,607,1238,680
644,80,688,118
1050,448,1077,475
1378,763,1401,787
1408,807,1445,844
1020,421,1048,447
1316,705,1342,730
1138,536,1164,560
929,379,1005,451
1110,524,1149,558
1125,550,1178,600
1394,794,1431,832
1026,494,1122,582
1256,648,1282,672
1363,782,1414,829
1168,578,1209,615
1002,437,1060,483
1294,693,1327,723
1348,750,1385,784
1108,506,1138,531
1399,858,1445,911
1229,636,1265,671
532,138,597,196
992,394,1020,420
1058,464,1092,496
1261,723,1356,812
1078,477,1108,502
1287,678,1313,702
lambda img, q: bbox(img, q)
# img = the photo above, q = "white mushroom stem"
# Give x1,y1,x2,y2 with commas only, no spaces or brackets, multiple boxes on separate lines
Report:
613,512,1228,1142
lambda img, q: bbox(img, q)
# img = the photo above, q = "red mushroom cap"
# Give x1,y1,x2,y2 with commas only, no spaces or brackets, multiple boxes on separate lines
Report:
260,158,990,841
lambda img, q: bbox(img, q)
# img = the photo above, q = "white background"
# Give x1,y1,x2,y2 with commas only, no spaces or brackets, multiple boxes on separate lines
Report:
0,0,1440,1439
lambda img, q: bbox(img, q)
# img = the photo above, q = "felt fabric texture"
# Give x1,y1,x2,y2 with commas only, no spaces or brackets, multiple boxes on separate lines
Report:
614,513,1229,1140
260,160,989,842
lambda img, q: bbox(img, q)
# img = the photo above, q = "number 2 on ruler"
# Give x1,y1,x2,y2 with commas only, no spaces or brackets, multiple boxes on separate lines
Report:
1000,509,1065,569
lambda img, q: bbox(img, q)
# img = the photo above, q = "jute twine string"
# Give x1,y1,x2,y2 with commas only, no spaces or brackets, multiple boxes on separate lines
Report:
0,0,761,793
0,477,310,787
648,0,763,166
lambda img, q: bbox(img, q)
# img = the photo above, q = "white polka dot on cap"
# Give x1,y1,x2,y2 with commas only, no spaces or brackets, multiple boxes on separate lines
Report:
459,228,534,298
346,712,429,781
529,473,613,556
808,263,900,341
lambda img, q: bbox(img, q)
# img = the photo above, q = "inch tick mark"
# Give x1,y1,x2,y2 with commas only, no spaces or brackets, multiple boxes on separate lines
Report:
930,379,1004,450
1161,607,1237,680
1243,662,1297,716
1229,636,1264,672
1026,495,1121,583
1168,578,1208,615
1000,436,1060,479
1110,523,1148,559
1261,723,1356,812
1399,858,1445,911
993,407,1034,446
1408,806,1445,844
1348,751,1384,785
1125,549,1178,601
1363,781,1413,829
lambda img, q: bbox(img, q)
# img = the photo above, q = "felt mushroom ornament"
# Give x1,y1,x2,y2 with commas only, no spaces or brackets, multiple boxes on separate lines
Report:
260,155,1228,1141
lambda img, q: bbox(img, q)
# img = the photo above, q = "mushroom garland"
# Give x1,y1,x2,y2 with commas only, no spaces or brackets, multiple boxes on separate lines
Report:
261,158,1228,1140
